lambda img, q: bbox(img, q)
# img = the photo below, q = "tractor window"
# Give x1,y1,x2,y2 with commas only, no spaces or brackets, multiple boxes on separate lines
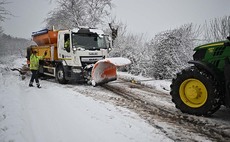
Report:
64,34,70,52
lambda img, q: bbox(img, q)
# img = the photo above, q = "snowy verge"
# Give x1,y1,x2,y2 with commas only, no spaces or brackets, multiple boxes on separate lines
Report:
118,72,171,94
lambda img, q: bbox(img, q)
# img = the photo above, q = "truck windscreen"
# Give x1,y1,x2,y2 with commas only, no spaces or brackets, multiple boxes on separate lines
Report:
72,33,107,50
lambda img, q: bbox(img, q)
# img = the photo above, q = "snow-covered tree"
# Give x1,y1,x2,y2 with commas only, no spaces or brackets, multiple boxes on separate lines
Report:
0,0,12,55
203,15,230,42
109,22,199,79
45,0,113,29
0,0,10,24
0,34,33,57
108,21,148,75
150,24,198,79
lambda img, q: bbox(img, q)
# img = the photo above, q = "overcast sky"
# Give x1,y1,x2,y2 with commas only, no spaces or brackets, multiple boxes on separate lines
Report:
2,0,55,39
2,0,230,39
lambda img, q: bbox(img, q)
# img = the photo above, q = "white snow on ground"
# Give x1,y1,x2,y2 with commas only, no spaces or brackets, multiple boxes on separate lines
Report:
118,72,171,94
0,57,173,142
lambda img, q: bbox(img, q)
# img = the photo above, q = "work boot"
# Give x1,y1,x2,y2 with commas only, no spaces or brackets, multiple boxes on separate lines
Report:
29,84,34,87
37,83,41,88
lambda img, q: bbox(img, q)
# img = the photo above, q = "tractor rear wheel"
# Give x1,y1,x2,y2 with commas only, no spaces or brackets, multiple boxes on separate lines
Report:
170,66,221,116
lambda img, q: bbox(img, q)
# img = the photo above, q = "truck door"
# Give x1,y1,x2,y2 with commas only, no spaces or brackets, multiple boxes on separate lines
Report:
58,32,73,65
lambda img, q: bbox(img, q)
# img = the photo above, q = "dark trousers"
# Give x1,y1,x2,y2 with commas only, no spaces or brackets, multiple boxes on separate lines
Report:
30,70,39,84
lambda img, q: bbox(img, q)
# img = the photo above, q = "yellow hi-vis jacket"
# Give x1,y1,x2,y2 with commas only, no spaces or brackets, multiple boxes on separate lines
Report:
30,54,44,70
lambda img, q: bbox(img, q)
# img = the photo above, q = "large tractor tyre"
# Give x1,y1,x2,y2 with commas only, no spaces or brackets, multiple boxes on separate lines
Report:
56,66,68,84
170,66,222,116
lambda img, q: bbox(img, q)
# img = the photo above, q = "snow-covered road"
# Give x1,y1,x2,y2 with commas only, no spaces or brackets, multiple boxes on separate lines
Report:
0,57,172,142
2,56,230,142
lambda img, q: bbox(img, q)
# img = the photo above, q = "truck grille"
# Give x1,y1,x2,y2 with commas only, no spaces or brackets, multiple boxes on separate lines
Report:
80,56,104,63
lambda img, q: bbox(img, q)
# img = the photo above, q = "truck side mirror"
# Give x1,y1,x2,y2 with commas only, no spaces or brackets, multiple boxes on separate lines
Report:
109,23,118,40
107,36,112,51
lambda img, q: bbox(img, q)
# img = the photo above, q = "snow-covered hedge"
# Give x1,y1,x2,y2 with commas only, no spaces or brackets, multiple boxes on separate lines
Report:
111,24,197,79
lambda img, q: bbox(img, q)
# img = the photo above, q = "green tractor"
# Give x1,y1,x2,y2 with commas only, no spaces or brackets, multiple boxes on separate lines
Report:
170,37,230,116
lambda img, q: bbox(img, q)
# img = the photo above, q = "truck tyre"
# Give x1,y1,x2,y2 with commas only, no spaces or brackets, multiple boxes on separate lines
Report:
56,66,68,84
170,66,221,116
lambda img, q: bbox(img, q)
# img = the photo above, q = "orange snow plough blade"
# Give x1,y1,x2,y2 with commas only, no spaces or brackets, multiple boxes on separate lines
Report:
91,57,131,86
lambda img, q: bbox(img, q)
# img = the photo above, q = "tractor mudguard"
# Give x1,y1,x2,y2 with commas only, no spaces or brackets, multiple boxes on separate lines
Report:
188,60,220,81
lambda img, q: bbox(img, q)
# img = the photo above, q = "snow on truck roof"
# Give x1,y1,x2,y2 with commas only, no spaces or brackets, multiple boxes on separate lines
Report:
72,28,104,36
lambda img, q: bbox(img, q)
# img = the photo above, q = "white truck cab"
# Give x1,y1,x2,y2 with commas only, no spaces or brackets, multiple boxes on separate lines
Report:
57,28,110,68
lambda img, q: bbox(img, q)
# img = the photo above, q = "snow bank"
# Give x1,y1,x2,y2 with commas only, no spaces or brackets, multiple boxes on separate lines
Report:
118,72,171,94
103,57,131,66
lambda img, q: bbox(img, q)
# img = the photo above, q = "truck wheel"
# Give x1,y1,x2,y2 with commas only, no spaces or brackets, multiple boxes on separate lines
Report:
170,66,221,116
56,66,68,84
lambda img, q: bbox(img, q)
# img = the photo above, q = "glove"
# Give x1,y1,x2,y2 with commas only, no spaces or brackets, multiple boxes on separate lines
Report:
44,51,47,56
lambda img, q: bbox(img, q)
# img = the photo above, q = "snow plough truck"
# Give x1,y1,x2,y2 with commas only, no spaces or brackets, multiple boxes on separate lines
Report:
26,28,130,86
170,37,230,116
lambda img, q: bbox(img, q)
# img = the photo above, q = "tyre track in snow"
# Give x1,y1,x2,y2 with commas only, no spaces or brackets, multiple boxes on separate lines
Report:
63,79,230,141
101,80,230,142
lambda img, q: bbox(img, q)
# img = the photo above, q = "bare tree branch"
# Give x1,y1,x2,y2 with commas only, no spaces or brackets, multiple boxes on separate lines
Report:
204,16,230,42
45,0,113,30
0,0,12,24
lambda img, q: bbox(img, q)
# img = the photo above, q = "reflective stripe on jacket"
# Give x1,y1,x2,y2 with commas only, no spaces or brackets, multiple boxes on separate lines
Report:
30,54,44,70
